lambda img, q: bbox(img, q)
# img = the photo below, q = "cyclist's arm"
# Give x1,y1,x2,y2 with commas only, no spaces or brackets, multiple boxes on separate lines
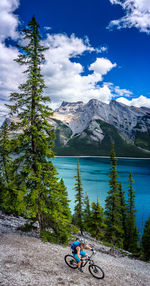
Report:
85,244,93,251
76,246,81,259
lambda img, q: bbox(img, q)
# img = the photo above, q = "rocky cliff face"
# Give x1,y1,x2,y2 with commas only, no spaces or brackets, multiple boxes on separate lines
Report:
53,99,150,141
51,99,150,156
1,99,150,156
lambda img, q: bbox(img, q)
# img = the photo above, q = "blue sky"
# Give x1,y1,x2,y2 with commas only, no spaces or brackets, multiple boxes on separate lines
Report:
0,0,150,123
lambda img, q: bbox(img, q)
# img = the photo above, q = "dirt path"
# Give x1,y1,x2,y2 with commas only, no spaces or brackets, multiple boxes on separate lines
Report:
0,233,150,286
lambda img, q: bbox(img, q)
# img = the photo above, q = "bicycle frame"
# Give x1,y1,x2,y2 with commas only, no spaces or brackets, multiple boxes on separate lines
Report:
81,251,95,268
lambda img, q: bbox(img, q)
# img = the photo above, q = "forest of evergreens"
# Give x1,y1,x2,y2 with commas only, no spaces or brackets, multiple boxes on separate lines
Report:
0,17,150,261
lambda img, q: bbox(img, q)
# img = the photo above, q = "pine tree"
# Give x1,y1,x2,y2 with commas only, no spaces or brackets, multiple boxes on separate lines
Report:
58,178,71,218
142,217,150,261
90,196,105,240
74,159,84,234
0,120,15,212
0,176,3,208
7,16,71,242
41,177,74,244
0,121,10,209
0,121,11,185
118,182,127,248
126,172,138,252
83,193,91,232
105,144,123,247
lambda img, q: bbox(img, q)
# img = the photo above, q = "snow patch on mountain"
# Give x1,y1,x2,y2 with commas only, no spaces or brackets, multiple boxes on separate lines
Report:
53,99,150,141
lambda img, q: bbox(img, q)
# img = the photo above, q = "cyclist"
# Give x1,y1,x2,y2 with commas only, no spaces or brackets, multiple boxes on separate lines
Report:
71,238,93,272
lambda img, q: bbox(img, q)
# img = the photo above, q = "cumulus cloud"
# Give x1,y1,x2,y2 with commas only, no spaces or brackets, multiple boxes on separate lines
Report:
41,34,117,107
0,0,24,123
89,58,116,76
0,42,24,99
117,95,150,107
0,0,20,41
108,0,150,34
105,82,133,97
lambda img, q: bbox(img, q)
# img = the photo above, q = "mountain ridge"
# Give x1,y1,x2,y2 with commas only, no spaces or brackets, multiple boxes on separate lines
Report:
53,99,150,137
1,99,150,157
51,99,150,157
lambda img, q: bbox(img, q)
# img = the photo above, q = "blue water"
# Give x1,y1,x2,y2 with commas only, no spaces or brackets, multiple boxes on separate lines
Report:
53,157,150,235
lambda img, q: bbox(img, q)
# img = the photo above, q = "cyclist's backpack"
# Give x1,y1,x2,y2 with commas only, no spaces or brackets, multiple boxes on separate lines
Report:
71,241,80,251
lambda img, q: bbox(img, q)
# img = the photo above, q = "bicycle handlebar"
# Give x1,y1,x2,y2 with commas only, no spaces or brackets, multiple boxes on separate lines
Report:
81,250,96,262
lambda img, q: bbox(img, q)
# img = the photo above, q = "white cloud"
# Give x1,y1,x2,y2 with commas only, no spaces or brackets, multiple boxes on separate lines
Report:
0,0,24,124
0,42,24,100
41,34,117,106
113,86,133,97
95,46,108,53
117,95,150,107
105,82,133,97
89,58,116,76
108,0,150,34
0,100,9,125
0,0,24,103
0,0,19,41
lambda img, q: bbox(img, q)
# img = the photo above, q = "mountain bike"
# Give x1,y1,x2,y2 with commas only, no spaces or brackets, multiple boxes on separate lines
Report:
64,250,104,279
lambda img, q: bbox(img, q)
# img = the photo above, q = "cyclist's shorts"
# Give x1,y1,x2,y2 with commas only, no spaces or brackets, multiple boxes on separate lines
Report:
72,250,86,263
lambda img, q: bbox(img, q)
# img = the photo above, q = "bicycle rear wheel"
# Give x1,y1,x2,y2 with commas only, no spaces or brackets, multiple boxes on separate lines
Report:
64,255,78,269
89,264,104,279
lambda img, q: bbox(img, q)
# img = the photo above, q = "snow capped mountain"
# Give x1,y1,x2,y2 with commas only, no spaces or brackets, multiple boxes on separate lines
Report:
1,99,150,157
53,99,150,142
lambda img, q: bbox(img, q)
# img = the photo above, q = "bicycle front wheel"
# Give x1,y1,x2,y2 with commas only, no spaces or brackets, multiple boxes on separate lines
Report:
89,264,104,279
64,255,78,269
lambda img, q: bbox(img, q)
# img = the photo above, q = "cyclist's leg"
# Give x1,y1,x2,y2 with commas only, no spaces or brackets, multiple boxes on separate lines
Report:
72,253,80,263
72,251,87,270
80,250,88,258
72,253,82,268
73,252,88,270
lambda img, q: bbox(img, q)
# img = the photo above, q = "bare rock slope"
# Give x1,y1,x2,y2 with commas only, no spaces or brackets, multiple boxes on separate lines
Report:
0,233,150,286
0,213,150,286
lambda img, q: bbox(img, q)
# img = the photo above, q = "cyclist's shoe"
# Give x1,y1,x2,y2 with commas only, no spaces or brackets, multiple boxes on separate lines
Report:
78,267,83,273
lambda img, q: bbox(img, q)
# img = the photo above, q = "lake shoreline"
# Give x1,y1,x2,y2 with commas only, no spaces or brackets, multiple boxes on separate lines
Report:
55,156,150,160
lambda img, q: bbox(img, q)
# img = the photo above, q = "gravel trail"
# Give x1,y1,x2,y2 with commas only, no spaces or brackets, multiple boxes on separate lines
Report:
0,233,150,286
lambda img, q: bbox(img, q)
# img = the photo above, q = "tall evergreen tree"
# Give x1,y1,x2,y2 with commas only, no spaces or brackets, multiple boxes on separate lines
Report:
83,193,91,232
74,159,84,234
0,121,10,210
118,182,127,248
142,217,150,261
7,16,71,241
0,120,18,213
126,172,138,252
105,144,123,247
0,176,2,208
0,121,11,185
90,196,105,240
58,178,71,218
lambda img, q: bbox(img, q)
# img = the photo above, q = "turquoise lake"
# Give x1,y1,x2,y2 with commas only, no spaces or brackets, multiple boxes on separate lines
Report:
53,157,150,235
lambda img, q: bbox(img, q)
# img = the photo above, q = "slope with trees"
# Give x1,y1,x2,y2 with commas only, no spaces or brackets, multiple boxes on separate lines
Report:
0,16,72,243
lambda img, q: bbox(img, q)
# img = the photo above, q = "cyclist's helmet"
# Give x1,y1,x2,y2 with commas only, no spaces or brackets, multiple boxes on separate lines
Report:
79,237,87,244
